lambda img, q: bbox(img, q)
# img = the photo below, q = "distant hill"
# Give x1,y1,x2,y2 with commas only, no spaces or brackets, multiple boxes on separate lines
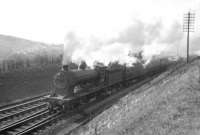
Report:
0,34,63,61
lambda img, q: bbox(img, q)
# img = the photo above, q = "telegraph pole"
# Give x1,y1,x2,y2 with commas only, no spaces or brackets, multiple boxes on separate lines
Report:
183,11,195,63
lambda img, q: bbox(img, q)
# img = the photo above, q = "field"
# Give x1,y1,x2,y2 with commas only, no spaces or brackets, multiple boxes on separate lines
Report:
0,65,60,105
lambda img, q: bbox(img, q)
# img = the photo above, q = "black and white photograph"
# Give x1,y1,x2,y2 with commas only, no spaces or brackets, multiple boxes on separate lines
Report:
0,0,200,134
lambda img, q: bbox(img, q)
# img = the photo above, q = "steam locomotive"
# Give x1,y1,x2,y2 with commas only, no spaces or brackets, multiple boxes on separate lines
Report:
46,60,170,111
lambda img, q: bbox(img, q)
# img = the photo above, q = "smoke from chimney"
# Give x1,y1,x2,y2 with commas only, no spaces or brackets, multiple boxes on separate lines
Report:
62,32,80,66
62,19,200,68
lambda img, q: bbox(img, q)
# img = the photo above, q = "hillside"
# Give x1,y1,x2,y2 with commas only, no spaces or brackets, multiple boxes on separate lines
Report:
0,34,63,61
68,59,200,135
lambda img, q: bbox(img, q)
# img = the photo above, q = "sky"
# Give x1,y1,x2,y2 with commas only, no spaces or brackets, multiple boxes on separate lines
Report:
0,0,200,66
0,0,198,44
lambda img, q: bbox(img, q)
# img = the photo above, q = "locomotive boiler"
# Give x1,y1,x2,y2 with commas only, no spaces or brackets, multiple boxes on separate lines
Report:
46,59,170,111
53,65,102,97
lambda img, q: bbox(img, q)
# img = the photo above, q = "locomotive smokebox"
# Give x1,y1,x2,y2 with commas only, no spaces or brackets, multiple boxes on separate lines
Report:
62,65,69,71
53,67,100,97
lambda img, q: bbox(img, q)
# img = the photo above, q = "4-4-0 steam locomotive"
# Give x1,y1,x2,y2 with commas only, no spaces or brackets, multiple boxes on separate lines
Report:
45,60,170,111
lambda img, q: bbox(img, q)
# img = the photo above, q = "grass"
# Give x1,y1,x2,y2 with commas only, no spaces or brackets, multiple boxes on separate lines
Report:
0,64,60,104
68,59,200,135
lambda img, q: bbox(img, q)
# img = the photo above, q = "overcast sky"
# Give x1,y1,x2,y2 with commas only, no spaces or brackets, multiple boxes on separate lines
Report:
1,0,200,66
0,0,199,44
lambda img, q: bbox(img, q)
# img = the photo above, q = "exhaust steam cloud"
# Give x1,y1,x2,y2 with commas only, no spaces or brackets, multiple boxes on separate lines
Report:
63,18,200,68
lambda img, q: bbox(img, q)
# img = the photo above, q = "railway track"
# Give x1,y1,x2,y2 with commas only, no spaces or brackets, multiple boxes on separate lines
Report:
0,93,51,135
0,109,62,135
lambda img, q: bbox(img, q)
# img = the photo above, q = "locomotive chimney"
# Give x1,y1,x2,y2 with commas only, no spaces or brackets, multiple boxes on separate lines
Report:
62,65,69,71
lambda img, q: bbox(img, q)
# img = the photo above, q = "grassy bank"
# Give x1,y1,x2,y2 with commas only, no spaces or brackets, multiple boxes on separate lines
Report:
0,64,60,104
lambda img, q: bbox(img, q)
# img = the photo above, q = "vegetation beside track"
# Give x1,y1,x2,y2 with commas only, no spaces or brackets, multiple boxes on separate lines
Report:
0,64,60,104
68,58,200,135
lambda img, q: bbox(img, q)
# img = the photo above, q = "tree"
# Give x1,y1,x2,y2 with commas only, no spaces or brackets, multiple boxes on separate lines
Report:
69,62,78,69
133,51,146,64
79,60,87,70
108,61,123,69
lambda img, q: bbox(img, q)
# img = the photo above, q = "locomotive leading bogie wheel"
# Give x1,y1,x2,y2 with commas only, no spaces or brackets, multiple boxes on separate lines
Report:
62,104,66,111
48,102,55,113
60,103,72,112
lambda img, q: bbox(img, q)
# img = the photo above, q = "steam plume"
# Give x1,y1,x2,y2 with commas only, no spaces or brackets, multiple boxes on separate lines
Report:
63,19,200,68
62,32,80,65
